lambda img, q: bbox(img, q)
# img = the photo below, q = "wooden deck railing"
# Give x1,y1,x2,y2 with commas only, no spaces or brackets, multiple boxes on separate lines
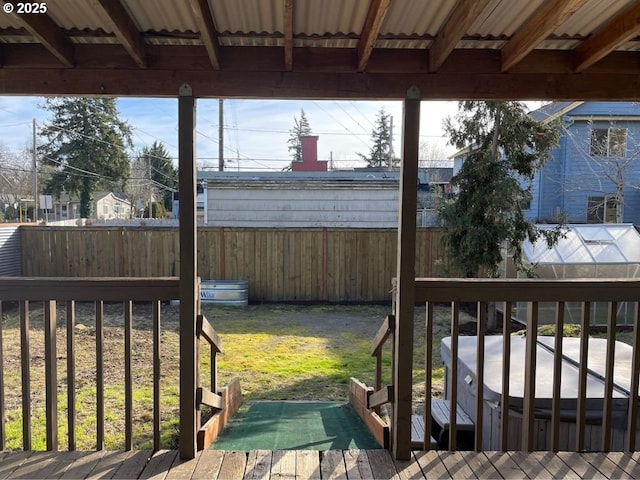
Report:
414,278,640,453
0,277,181,452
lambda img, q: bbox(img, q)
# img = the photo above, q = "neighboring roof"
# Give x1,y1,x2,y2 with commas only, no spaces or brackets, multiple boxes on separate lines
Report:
54,191,131,205
524,224,640,265
529,101,640,122
199,169,431,184
529,102,585,123
2,0,640,99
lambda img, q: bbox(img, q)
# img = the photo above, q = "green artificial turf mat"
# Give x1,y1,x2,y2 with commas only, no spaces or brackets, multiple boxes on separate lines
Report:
211,401,381,451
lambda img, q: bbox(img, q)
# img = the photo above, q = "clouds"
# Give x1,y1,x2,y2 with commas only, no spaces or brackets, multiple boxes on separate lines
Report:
0,96,458,171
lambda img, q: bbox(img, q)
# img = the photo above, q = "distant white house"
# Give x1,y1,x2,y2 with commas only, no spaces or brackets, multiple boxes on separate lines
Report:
52,191,131,220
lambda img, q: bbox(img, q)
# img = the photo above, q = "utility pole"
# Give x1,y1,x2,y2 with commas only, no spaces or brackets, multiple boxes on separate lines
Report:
218,99,224,171
32,119,37,221
148,153,153,218
389,115,394,171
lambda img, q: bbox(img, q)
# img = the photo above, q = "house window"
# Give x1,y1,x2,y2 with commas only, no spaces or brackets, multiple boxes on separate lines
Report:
587,196,618,223
590,128,627,157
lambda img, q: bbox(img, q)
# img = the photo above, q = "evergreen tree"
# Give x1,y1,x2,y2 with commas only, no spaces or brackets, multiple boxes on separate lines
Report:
39,98,132,218
287,109,312,162
358,108,396,169
439,101,563,277
137,141,177,212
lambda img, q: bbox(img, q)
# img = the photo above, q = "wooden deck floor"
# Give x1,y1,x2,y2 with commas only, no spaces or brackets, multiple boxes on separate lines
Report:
2,449,640,479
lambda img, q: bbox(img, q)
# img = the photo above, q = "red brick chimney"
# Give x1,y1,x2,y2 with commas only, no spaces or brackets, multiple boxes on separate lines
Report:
292,136,328,172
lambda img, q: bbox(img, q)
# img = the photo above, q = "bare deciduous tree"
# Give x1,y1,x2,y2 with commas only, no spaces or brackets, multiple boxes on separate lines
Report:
558,121,640,223
0,144,33,219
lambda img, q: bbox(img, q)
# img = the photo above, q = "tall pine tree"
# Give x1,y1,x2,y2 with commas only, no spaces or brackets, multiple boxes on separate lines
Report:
358,108,396,169
439,101,563,277
287,109,312,162
39,98,132,218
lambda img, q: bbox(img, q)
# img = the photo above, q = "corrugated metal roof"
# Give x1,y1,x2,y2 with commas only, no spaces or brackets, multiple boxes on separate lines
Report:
296,0,367,36
213,0,283,34
380,0,457,36
469,0,543,37
0,15,24,29
47,0,114,31
123,0,198,33
2,0,640,99
555,0,634,36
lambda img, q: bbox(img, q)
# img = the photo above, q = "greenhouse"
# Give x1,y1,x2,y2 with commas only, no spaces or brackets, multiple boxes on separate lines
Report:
508,224,640,326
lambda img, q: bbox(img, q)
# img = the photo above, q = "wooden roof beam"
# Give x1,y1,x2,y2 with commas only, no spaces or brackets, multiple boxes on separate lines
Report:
357,0,391,72
284,0,294,71
2,1,74,67
91,0,147,68
501,0,588,72
429,0,492,72
574,1,640,72
188,0,221,70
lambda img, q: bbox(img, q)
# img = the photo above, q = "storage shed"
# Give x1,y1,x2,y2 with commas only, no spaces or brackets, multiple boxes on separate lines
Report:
508,224,640,325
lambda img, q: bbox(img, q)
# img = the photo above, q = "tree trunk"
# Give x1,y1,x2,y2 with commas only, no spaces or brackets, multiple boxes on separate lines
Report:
79,180,92,218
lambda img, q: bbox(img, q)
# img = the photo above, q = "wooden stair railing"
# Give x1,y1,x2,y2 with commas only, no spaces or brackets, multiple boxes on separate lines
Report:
348,314,396,449
193,308,242,451
196,314,223,411
369,315,395,411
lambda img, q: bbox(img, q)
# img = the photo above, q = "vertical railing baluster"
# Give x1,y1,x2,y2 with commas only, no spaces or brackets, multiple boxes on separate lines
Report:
448,301,460,451
423,301,433,451
211,338,217,398
625,302,640,452
153,300,161,451
576,301,591,451
44,300,58,451
500,301,512,451
0,301,5,450
374,349,382,397
601,301,617,452
66,300,76,451
627,301,640,451
96,300,104,450
523,301,538,451
124,301,133,450
475,301,487,452
551,301,565,452
20,300,31,450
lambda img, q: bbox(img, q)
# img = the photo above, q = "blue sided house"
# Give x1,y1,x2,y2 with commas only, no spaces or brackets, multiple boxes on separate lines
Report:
527,101,640,224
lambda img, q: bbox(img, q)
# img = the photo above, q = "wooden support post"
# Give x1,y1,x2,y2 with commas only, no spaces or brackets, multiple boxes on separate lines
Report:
178,83,199,460
392,86,420,460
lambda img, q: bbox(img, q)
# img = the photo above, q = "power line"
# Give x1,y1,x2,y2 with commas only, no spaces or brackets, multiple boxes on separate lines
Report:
333,102,370,134
312,101,371,150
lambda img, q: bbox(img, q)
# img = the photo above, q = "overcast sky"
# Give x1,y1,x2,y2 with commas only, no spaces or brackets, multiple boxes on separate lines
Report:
0,96,464,171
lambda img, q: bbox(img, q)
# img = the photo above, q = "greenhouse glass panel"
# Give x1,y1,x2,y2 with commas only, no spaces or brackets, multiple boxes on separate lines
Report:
507,224,640,326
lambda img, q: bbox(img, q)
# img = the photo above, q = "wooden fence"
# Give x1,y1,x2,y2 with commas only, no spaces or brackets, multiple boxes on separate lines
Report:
20,227,450,302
